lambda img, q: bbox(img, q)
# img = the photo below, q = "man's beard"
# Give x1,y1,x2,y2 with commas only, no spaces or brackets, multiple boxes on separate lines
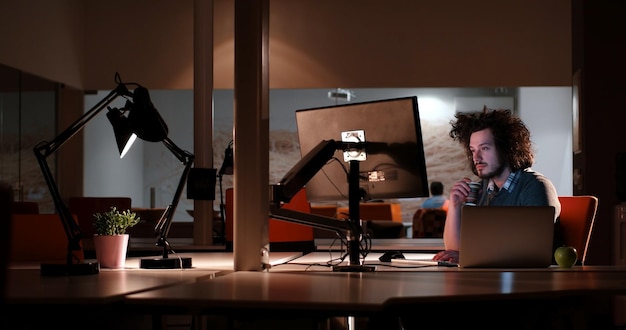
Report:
477,162,506,180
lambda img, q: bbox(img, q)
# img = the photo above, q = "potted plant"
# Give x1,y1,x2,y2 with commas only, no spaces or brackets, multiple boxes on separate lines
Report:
92,207,140,269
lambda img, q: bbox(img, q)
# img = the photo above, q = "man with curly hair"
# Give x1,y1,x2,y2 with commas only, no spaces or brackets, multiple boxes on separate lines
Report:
433,107,561,263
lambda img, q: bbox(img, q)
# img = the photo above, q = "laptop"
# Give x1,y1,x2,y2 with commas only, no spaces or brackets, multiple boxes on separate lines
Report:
392,205,556,268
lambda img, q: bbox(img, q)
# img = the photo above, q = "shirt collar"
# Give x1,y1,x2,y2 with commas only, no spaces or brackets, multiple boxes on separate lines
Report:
487,169,521,193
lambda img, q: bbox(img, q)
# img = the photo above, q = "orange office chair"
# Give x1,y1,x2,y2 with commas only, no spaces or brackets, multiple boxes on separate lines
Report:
557,195,598,265
225,188,314,251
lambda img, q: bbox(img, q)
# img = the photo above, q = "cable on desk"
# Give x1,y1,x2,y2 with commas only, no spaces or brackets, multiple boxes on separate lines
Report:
167,248,185,270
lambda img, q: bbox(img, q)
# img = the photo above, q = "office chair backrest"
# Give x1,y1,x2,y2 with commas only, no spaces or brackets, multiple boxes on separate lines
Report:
269,188,315,242
413,208,447,238
10,201,39,214
225,188,314,243
67,197,132,238
557,195,598,265
336,203,403,222
10,214,85,262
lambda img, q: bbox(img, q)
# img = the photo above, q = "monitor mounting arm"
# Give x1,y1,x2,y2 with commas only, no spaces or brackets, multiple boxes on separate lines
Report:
268,139,370,269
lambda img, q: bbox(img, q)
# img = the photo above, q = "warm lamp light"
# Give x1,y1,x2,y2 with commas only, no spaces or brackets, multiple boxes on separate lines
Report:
106,106,137,158
120,134,137,158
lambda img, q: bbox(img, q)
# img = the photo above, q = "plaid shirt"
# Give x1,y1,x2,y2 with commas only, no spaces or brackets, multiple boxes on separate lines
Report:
487,169,520,194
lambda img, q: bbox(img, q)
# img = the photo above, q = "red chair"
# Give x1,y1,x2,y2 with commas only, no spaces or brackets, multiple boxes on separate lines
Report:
67,197,132,239
10,201,39,214
412,208,447,238
557,195,598,265
10,214,85,262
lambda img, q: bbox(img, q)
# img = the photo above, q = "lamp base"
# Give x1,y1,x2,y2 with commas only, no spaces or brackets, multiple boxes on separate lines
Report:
140,257,192,269
40,261,100,276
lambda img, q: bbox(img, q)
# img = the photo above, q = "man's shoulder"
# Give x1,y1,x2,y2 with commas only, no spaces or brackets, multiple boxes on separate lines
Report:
520,168,551,182
519,169,556,193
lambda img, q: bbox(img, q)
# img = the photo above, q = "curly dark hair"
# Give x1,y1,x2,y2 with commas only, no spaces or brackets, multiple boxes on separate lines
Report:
449,107,534,175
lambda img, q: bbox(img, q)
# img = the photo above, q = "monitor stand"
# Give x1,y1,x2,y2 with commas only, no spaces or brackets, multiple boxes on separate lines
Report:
331,160,376,272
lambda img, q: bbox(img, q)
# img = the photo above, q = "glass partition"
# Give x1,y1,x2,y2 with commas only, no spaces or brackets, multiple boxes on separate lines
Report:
85,86,573,228
0,64,57,211
0,64,572,242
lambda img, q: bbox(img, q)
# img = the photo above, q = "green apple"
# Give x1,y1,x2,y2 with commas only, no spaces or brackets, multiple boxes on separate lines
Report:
554,246,578,267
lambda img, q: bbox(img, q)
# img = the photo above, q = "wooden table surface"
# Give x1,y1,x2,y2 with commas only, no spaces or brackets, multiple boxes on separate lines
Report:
5,251,302,305
125,252,626,317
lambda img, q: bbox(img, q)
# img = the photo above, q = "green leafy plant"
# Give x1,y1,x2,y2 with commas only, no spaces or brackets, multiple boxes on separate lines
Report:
93,207,140,236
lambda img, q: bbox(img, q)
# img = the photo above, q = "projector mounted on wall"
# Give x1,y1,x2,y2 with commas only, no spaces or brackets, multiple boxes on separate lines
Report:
328,88,355,102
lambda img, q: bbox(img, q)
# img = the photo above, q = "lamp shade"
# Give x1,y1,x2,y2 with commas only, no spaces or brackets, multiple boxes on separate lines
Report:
128,86,168,142
106,107,137,158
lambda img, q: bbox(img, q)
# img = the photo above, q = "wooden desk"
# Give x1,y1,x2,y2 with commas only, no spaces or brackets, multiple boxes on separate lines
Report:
3,252,302,329
124,253,626,328
126,267,626,312
6,251,626,329
6,267,219,305
3,267,220,329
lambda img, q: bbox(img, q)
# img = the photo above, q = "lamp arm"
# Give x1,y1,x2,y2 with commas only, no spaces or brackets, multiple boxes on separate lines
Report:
154,137,195,257
36,84,131,157
33,153,81,259
33,82,132,264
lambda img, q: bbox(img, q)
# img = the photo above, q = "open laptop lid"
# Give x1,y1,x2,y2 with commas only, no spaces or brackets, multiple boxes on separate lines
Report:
458,206,556,268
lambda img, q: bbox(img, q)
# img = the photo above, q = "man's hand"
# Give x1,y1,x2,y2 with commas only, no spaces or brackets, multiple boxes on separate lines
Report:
433,249,459,263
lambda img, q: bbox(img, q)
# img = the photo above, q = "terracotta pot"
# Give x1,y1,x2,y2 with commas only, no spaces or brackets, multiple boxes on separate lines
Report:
93,234,129,269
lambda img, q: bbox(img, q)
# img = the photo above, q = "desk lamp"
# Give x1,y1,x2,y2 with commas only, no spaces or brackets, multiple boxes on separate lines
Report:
34,73,194,275
34,73,138,276
114,82,195,269
216,140,233,244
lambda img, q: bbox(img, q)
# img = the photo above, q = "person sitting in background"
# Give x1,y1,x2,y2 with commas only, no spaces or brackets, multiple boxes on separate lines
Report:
433,107,561,264
421,181,448,209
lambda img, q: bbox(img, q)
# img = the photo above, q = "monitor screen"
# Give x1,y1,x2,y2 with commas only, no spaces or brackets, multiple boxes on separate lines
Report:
294,96,429,203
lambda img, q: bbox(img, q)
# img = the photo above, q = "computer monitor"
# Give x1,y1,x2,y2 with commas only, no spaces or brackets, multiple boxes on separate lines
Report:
294,96,429,203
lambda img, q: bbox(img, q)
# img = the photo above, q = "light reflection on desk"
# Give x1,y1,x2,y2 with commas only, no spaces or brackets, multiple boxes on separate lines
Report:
500,271,514,293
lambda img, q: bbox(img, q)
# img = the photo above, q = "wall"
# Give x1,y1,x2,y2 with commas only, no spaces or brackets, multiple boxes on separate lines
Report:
519,87,573,195
0,0,575,249
572,0,626,265
0,0,571,90
0,0,85,89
